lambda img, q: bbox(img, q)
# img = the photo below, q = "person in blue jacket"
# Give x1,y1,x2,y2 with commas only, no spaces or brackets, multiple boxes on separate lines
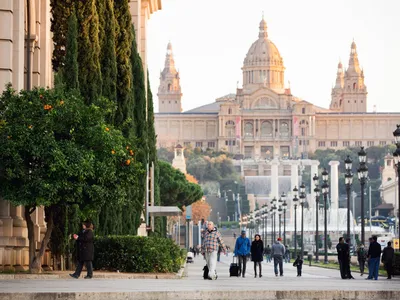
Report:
234,230,251,278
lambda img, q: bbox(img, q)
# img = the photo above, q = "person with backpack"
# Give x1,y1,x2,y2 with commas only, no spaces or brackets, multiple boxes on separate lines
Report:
356,244,366,276
234,230,251,278
293,255,303,277
251,234,264,278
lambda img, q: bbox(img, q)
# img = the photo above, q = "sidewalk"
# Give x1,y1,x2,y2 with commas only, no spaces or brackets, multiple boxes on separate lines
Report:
0,254,399,300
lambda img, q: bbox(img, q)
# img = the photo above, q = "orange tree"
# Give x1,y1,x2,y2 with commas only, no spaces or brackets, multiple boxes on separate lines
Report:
0,85,143,272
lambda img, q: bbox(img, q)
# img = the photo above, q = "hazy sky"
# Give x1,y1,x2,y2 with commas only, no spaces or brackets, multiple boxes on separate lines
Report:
147,0,400,113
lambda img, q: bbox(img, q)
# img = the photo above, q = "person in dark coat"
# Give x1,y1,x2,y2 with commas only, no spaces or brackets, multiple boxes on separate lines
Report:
382,241,394,279
336,237,349,279
293,255,303,276
345,238,354,279
251,234,264,278
70,220,94,279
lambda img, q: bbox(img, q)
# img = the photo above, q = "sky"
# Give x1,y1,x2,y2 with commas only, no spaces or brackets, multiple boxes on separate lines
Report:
147,0,400,113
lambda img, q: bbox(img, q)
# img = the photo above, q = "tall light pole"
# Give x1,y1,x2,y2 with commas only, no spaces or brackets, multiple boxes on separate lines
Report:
293,186,299,256
271,197,277,241
357,147,368,246
262,204,268,244
299,183,306,256
282,195,288,245
345,155,354,241
322,168,329,264
393,124,400,242
313,174,320,263
278,196,283,238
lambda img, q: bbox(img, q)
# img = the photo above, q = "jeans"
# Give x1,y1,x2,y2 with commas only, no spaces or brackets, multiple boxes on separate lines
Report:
358,260,365,274
273,255,283,275
338,259,347,279
368,257,380,280
266,254,271,262
238,255,247,276
384,260,393,278
73,260,93,278
205,251,218,279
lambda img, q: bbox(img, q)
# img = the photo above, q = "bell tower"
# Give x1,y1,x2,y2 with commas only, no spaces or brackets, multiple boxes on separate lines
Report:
157,42,182,113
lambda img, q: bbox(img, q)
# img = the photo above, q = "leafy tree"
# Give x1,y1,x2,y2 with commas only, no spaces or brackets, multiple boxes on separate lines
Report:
113,0,133,130
182,200,211,223
76,0,102,104
0,86,143,272
158,161,203,208
64,12,79,91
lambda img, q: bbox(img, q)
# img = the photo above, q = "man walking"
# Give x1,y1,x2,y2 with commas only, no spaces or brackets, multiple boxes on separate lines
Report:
265,245,272,262
336,237,349,279
271,237,285,277
234,230,251,278
202,221,226,280
382,241,394,279
366,235,381,280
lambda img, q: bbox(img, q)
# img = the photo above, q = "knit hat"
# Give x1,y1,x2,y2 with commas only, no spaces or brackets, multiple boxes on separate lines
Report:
241,230,246,234
277,237,282,241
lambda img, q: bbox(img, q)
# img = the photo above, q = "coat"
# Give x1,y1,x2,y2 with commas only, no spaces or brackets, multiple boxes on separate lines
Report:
271,241,285,257
77,229,94,261
251,240,264,262
234,236,251,256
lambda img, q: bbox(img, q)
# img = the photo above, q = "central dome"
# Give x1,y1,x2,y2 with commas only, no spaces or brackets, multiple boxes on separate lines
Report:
242,18,285,93
243,18,283,68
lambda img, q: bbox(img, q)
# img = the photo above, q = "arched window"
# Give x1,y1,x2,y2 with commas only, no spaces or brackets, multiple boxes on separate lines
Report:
244,122,254,137
228,108,232,115
225,120,235,126
261,121,273,137
168,83,171,91
353,82,356,90
280,122,289,137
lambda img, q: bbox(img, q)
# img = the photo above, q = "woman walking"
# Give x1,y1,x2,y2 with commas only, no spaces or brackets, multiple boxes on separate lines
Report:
69,220,95,279
251,234,264,278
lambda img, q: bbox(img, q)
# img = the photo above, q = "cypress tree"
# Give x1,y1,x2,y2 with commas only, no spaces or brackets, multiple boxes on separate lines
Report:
98,0,117,105
64,12,79,91
50,0,74,71
113,0,133,131
76,0,102,104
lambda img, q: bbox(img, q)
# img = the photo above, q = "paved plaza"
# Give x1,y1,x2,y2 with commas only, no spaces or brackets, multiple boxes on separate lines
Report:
0,254,399,299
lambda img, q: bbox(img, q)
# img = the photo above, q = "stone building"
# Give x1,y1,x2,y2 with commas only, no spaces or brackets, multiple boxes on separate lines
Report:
155,17,400,161
0,0,162,271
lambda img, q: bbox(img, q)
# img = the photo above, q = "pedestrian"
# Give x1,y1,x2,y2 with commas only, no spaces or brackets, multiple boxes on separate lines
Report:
336,237,349,279
345,238,354,279
271,237,285,277
284,246,291,263
356,244,366,276
69,220,94,279
366,235,381,280
234,230,251,278
201,221,226,280
251,234,264,278
265,245,272,262
293,255,303,277
382,241,394,279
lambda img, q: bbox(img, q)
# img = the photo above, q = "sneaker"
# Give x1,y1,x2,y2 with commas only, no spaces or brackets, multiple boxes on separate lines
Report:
275,274,278,277
280,274,283,277
84,276,92,279
69,274,78,279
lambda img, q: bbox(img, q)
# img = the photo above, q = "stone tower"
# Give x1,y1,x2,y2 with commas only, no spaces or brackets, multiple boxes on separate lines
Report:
382,154,396,184
157,42,182,113
172,144,186,174
330,41,367,112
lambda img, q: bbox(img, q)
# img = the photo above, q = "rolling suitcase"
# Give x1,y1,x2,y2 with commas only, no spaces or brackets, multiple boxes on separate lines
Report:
229,256,240,277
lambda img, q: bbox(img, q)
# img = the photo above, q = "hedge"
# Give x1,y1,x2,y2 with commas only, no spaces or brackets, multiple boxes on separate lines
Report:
93,236,185,273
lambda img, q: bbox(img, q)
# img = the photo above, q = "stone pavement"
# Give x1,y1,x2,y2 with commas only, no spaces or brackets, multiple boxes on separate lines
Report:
0,254,399,299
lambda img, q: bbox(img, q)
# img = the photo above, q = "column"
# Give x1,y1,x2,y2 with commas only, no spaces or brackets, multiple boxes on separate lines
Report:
12,0,24,91
290,161,300,192
329,161,340,211
271,159,279,199
310,160,320,209
39,0,52,88
0,198,13,270
0,0,13,94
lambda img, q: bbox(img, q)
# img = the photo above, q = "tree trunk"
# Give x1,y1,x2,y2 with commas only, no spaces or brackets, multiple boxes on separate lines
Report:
24,205,54,273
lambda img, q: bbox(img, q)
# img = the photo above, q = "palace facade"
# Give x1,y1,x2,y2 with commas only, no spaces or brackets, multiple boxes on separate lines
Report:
155,18,400,160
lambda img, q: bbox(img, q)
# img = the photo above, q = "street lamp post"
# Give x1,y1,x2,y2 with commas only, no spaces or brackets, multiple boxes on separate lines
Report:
299,183,306,256
322,168,329,264
345,155,354,241
313,174,320,263
293,186,299,256
357,147,368,246
393,124,400,241
262,205,268,244
278,196,283,238
271,197,277,241
282,197,288,245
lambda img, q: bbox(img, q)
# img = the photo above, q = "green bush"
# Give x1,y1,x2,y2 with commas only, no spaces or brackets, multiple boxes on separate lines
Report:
93,236,185,273
394,252,400,275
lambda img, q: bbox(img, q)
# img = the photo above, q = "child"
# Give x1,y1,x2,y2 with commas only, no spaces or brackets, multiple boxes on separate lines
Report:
293,255,303,277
